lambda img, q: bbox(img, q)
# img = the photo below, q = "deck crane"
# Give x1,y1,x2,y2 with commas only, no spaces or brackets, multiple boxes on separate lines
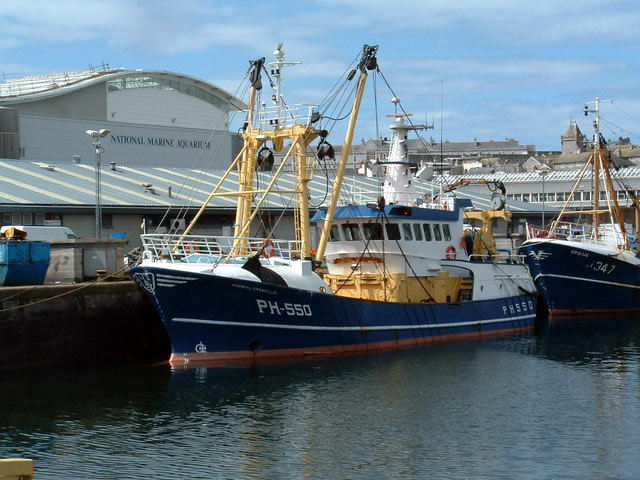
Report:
440,179,510,258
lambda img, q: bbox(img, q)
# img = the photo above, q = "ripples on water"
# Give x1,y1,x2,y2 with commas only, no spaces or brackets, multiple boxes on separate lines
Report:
1,314,640,479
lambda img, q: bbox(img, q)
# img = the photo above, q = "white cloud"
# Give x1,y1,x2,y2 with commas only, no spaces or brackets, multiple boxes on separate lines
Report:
2,0,640,150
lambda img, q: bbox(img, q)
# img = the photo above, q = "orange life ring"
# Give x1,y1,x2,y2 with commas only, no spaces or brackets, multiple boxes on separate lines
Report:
446,245,457,259
185,242,200,254
261,239,276,258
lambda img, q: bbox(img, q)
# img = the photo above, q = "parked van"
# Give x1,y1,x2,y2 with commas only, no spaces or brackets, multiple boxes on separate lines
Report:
0,225,77,241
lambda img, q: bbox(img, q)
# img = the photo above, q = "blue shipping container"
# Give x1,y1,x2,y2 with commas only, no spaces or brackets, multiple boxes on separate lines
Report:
0,240,51,286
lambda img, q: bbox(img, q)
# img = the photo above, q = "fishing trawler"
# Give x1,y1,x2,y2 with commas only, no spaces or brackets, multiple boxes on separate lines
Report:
131,45,537,364
519,98,640,315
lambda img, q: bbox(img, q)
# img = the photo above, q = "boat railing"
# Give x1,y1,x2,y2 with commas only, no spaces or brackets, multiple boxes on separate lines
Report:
526,221,581,240
140,234,300,262
256,104,318,129
527,220,632,247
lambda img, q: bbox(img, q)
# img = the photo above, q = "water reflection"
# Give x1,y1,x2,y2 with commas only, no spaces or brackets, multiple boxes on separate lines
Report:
535,313,640,368
1,315,639,479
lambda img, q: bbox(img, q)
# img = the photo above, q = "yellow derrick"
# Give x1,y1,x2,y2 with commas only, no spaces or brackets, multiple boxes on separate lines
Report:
322,272,472,304
464,209,512,257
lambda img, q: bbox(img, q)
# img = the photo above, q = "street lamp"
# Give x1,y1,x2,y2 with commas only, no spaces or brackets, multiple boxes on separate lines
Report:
538,168,549,229
86,128,111,239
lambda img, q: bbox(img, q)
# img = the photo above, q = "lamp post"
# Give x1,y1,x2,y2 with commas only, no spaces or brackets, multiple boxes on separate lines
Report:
86,129,111,239
538,168,549,229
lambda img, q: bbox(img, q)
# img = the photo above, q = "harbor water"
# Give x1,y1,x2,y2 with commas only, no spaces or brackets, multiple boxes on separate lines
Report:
1,314,640,479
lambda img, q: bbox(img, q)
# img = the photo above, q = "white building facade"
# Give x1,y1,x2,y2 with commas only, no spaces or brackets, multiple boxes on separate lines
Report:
0,67,246,169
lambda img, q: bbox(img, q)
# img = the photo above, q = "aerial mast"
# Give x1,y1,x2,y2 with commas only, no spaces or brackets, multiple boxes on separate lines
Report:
270,43,300,128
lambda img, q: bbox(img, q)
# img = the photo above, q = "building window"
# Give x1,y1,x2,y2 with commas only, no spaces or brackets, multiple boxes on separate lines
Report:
531,193,539,202
107,75,229,111
12,213,21,224
35,213,45,225
3,213,11,225
385,223,401,240
102,214,113,229
44,213,62,226
522,193,530,202
423,224,432,241
22,213,32,225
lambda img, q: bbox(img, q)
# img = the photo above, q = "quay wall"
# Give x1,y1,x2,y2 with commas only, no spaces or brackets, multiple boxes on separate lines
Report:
0,280,170,372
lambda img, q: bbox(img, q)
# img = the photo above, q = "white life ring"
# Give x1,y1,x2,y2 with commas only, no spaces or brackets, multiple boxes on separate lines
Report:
446,245,457,259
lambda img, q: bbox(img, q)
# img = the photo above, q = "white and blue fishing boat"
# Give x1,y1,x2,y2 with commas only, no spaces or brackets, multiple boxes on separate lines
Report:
519,98,640,315
131,45,537,364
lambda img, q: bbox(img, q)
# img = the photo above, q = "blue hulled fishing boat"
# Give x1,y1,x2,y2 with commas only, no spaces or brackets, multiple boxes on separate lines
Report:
519,98,640,315
132,45,537,364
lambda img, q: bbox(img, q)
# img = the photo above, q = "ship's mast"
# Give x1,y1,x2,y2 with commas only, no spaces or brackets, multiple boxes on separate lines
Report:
270,43,300,128
584,97,628,247
229,46,320,257
316,45,378,262
586,97,603,231
382,97,433,205
233,58,266,243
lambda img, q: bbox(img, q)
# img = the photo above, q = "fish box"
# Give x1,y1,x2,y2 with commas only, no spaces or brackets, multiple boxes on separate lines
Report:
0,240,51,286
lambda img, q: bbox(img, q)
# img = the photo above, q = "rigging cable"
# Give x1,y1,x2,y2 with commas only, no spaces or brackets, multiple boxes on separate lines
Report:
154,69,252,232
380,212,435,301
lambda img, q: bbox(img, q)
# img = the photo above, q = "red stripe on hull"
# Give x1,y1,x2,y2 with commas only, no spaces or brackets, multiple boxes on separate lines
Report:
168,326,532,366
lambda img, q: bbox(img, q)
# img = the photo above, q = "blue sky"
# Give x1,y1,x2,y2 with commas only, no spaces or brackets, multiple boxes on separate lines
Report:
2,0,640,150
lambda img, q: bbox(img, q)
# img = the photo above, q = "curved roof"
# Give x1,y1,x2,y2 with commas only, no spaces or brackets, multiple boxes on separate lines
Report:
0,67,247,111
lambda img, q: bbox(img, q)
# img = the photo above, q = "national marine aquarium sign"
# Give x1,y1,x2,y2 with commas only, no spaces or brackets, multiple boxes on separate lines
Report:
110,134,211,150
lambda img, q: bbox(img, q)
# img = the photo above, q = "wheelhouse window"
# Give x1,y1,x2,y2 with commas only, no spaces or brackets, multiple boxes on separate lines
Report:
433,224,443,241
385,223,401,240
402,223,413,241
363,222,384,240
423,223,432,241
442,224,451,241
413,223,423,241
342,223,362,241
329,224,341,242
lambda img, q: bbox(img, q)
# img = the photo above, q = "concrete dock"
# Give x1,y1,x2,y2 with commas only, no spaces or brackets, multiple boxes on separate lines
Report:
0,280,170,372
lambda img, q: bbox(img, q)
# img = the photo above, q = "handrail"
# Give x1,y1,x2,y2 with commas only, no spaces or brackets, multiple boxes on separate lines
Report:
140,234,298,263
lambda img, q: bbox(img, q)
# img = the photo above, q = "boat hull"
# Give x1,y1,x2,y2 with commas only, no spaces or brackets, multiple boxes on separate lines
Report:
519,240,640,315
132,265,537,364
